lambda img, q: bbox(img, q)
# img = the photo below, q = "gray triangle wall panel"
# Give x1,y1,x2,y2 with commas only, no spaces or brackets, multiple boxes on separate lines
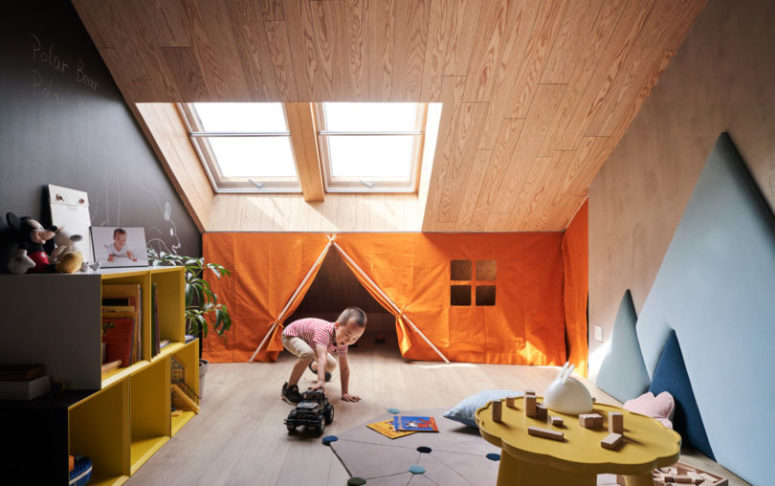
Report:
636,133,775,485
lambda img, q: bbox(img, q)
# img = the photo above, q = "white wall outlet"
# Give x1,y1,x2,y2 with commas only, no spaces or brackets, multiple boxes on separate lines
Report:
594,326,603,342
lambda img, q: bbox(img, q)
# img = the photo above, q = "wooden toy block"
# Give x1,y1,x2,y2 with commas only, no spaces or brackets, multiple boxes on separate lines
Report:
492,399,503,422
609,411,623,434
550,416,563,427
664,475,697,483
578,414,594,427
535,403,547,419
524,390,535,396
525,394,537,417
601,432,623,450
579,413,603,428
505,397,516,408
527,426,564,441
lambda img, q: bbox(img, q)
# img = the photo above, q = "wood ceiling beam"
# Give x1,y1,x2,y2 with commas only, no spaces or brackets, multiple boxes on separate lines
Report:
285,102,325,203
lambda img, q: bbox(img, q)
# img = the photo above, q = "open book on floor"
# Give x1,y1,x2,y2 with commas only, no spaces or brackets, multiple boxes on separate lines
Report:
367,419,416,439
392,416,439,432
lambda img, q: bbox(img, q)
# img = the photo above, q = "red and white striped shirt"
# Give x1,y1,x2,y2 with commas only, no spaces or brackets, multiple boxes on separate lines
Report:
283,317,348,359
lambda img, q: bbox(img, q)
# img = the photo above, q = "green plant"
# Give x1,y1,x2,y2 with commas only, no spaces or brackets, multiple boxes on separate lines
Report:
147,249,232,347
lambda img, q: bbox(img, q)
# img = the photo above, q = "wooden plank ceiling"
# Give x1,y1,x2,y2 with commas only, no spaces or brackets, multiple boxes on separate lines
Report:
72,0,706,232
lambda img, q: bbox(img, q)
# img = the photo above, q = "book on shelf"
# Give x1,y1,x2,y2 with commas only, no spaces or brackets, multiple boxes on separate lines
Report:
102,283,142,363
100,359,122,374
392,416,439,432
102,314,134,367
151,282,160,357
367,419,416,439
0,364,46,382
0,375,50,400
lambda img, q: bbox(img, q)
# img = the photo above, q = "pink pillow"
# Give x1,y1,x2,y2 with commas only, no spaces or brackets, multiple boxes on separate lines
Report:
623,391,675,429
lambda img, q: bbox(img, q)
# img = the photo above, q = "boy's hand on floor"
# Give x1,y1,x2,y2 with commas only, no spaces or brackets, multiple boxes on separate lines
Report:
341,393,360,402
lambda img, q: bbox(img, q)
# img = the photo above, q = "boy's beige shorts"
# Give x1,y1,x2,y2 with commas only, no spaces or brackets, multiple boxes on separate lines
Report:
282,335,337,372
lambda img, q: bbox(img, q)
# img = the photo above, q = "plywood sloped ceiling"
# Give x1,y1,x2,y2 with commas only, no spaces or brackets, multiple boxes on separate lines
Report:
72,0,706,232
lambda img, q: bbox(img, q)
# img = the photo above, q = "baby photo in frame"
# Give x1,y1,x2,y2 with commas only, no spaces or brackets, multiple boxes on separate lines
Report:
90,226,149,267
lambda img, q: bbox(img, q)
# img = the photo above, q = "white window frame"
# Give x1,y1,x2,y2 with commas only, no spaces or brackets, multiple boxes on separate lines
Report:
314,103,427,193
178,103,302,194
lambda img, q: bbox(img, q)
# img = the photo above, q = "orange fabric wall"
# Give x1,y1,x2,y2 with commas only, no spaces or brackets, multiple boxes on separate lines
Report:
201,233,330,362
203,232,578,366
561,200,589,375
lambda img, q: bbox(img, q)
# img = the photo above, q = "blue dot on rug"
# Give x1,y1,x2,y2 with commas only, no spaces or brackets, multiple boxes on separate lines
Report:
408,465,425,474
486,453,501,461
417,446,432,453
387,408,400,414
322,435,338,445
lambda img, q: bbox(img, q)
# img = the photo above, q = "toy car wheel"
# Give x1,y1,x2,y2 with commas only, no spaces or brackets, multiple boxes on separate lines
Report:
324,405,334,425
287,424,295,434
313,419,324,436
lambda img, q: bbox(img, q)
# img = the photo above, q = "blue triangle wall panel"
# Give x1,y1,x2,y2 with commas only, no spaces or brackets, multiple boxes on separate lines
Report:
635,134,775,485
595,290,651,402
649,329,714,459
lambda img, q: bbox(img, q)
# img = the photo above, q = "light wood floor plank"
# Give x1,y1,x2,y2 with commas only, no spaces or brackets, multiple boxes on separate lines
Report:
125,333,744,485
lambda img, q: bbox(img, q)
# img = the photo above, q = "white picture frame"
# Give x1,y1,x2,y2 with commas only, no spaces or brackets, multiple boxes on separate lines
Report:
90,226,149,267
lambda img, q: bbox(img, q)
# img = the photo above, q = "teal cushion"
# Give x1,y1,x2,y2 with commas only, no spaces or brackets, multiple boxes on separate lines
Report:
595,290,651,401
443,389,522,428
649,329,714,460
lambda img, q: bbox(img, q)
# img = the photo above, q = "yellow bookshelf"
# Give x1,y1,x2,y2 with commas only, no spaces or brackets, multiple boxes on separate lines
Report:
0,267,199,485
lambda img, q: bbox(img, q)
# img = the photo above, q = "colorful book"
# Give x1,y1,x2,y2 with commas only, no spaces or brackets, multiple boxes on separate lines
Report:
0,364,46,382
367,419,416,439
151,283,159,356
102,284,142,362
100,359,122,374
392,416,439,432
102,316,134,367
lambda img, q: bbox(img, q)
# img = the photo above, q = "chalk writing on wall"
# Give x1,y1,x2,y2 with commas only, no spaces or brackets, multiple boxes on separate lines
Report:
30,32,99,103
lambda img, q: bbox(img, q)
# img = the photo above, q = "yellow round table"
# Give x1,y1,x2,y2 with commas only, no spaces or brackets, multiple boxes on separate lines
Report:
475,396,681,486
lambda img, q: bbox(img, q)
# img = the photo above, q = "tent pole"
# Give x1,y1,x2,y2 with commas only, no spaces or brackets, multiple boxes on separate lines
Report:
248,238,334,363
332,242,450,364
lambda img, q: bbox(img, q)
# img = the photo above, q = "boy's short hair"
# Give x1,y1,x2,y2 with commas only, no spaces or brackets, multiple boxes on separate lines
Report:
113,228,127,238
337,307,367,328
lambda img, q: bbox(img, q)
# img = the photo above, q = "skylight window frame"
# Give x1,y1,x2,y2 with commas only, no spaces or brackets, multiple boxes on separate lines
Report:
314,103,428,194
178,103,302,194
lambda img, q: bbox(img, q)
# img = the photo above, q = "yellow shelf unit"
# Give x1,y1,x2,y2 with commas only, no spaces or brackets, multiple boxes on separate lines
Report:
69,380,130,486
129,357,170,473
0,267,199,485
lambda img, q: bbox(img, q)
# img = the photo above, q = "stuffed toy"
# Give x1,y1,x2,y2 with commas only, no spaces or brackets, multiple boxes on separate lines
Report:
56,251,84,274
6,211,57,273
7,248,36,274
50,228,84,273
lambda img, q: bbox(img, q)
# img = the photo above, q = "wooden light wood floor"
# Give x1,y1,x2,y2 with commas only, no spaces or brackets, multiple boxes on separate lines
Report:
127,333,747,485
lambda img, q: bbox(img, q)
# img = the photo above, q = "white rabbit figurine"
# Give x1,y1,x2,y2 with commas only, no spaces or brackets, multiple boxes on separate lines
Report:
543,362,594,415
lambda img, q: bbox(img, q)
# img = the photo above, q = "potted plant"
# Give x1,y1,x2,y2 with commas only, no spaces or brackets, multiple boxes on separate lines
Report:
147,248,232,397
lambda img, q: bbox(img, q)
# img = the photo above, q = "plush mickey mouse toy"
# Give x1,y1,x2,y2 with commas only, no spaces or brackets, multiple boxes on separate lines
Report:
6,212,57,273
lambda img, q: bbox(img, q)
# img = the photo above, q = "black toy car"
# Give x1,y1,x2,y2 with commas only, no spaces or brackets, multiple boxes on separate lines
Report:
285,390,334,435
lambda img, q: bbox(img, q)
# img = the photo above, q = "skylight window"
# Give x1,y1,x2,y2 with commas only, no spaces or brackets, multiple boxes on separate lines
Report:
178,102,436,196
316,103,426,192
180,102,300,193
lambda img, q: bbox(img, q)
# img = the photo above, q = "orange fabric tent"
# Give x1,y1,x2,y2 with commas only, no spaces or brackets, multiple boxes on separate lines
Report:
203,232,582,366
562,201,589,376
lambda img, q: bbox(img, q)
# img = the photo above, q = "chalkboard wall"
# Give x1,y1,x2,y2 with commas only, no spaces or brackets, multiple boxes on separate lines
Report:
0,0,200,270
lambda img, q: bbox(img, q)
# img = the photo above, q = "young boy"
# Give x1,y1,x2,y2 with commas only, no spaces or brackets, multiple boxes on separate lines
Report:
281,307,367,404
106,228,137,262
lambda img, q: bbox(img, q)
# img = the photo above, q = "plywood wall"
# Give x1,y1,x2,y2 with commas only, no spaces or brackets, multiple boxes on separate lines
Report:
588,0,775,372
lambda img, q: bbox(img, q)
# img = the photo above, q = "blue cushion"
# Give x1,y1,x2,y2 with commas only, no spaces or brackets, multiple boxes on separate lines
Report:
595,290,651,402
443,389,522,428
649,329,714,460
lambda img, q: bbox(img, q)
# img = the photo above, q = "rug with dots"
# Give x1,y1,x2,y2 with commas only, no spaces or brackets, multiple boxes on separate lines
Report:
329,408,500,485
